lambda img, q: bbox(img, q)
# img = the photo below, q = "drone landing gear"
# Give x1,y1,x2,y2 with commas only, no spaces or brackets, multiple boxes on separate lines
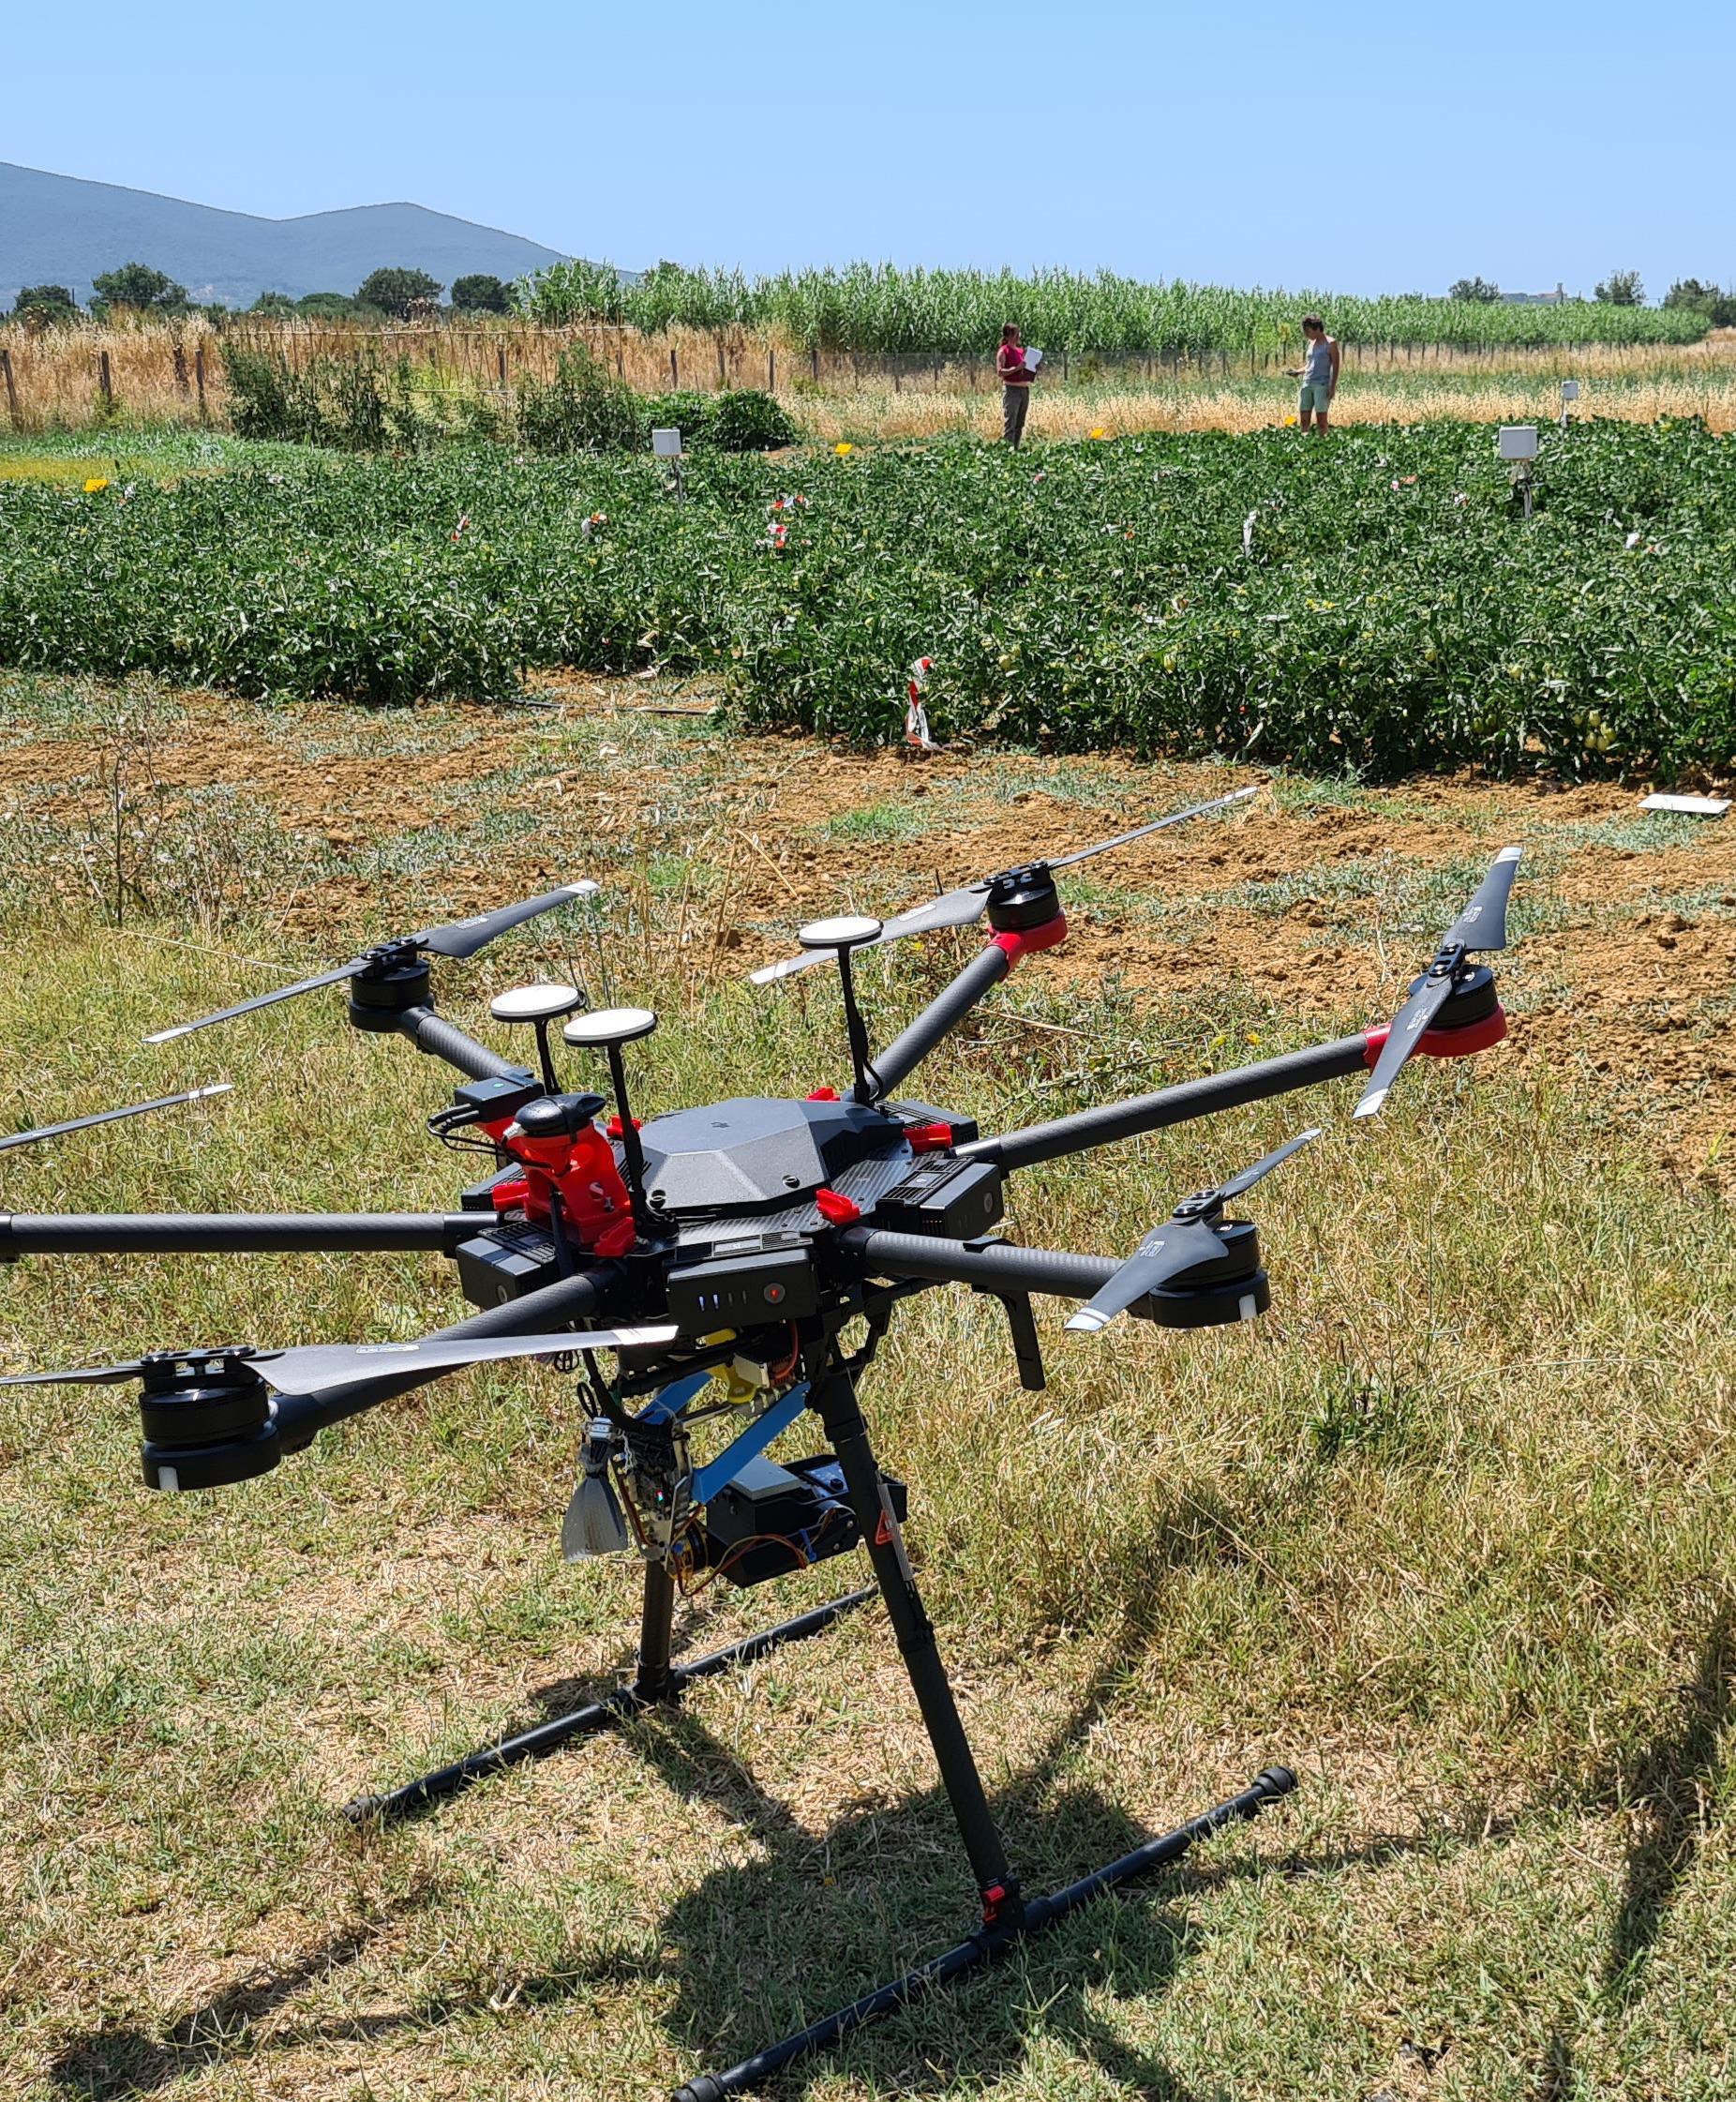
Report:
663,1372,1297,2101
345,1370,1297,2099
341,1572,875,1824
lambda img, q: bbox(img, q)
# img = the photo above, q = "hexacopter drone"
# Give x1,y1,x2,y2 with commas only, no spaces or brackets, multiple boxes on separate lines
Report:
0,802,1523,2098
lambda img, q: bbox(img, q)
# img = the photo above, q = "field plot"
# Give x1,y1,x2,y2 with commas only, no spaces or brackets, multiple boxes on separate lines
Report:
2,677,1735,2102
5,421,1735,777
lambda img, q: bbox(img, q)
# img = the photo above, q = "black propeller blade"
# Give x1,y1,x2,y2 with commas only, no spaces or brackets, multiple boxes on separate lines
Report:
0,1083,232,1155
1353,846,1522,1119
142,883,601,1044
0,1326,679,1402
1065,1127,1320,1334
750,785,1259,984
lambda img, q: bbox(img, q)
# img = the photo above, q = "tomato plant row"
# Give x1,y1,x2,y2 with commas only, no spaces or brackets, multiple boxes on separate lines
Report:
3,421,1731,776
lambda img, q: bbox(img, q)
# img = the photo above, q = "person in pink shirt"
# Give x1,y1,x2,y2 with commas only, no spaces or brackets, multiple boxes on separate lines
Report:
996,323,1035,447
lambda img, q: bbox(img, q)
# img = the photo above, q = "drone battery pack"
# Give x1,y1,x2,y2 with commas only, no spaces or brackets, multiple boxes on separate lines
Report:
873,1159,1004,1239
666,1242,817,1331
456,1221,564,1309
702,1451,906,1587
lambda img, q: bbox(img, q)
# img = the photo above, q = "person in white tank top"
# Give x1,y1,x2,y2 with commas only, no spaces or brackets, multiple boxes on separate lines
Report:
1284,315,1340,434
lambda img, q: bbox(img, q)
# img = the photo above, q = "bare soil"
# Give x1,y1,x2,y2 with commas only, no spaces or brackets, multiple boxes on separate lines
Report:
6,682,1732,1178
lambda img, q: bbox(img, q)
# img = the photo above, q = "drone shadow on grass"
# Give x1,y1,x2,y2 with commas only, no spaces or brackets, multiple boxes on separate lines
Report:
1603,1599,1735,2000
47,1583,1432,2102
1523,1600,1735,2102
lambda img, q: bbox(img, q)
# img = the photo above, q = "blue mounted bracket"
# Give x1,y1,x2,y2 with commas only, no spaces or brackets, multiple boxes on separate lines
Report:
690,1382,813,1509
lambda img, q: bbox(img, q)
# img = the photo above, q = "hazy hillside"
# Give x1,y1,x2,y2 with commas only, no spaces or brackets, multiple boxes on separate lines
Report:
0,163,573,308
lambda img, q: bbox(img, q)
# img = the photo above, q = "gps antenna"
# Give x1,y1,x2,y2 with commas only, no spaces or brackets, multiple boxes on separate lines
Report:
796,917,883,1102
489,983,585,1094
562,1007,658,1227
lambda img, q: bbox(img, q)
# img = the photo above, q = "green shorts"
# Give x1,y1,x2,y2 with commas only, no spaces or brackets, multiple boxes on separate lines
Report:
1297,382,1333,413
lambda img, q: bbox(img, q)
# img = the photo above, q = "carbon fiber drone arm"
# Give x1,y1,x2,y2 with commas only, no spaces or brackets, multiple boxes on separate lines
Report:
961,1033,1374,1173
393,1005,534,1085
838,1224,1124,1309
0,1213,480,1258
861,944,1017,1104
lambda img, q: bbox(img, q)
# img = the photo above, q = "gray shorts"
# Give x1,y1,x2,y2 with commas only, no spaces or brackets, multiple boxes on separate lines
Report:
1297,382,1332,413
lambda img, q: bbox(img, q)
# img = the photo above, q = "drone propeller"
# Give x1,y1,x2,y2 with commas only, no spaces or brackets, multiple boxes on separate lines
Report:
1065,1127,1320,1334
142,883,601,1044
0,1326,679,1402
0,1082,232,1154
749,785,1259,985
1353,846,1522,1120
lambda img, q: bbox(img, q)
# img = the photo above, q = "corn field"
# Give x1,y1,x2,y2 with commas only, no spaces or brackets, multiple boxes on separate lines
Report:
517,261,1710,354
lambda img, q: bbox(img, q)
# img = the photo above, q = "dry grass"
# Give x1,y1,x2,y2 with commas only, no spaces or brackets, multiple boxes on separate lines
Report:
6,315,1735,438
804,369,1736,442
3,677,1736,2099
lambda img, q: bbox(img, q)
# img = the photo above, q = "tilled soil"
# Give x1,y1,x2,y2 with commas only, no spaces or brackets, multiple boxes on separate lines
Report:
5,680,1732,1178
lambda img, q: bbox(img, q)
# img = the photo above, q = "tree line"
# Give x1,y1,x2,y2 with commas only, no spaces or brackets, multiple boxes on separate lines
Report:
8,265,516,327
1448,269,1735,321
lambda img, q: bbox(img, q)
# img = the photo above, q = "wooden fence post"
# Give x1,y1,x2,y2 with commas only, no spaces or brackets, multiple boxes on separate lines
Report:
670,344,679,389
717,334,726,388
172,341,190,398
97,350,113,406
768,345,775,391
194,344,208,420
0,348,19,429
811,344,819,384
498,346,508,387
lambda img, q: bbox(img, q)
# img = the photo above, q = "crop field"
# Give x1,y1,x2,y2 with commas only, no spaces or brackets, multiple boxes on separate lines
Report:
2,676,1735,2102
3,288,1735,2101
517,262,1711,355
4,419,1734,778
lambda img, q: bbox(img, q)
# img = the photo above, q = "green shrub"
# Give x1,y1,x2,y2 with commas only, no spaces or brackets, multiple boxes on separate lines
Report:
639,389,798,452
641,391,718,447
355,267,442,318
515,347,642,454
707,389,799,451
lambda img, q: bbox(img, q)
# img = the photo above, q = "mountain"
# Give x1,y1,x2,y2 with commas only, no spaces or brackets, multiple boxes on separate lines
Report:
0,162,574,308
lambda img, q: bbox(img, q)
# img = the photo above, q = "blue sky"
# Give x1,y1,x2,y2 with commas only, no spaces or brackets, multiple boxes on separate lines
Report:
11,0,1734,295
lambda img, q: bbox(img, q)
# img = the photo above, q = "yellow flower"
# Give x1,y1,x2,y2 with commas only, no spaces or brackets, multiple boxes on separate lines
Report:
1089,427,1110,440
833,442,854,457
83,476,110,493
1282,416,1298,428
